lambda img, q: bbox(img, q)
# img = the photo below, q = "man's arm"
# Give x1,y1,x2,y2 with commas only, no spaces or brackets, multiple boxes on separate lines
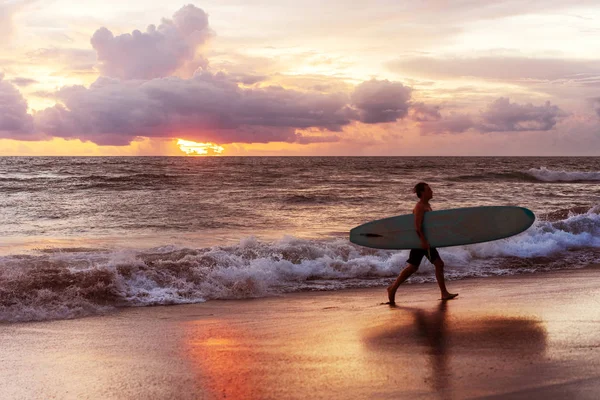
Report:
414,205,429,250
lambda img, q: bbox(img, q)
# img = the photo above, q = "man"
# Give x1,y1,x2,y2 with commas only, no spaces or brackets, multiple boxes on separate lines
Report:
387,182,458,305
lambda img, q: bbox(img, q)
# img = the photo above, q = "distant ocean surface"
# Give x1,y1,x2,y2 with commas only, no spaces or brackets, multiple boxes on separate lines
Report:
2,156,600,322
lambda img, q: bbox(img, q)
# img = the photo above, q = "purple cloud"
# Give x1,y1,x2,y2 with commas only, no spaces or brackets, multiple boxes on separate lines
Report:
591,97,600,117
2,5,420,146
417,97,566,134
10,77,39,87
294,134,340,144
228,73,267,85
409,102,442,122
351,80,412,123
91,5,212,80
0,74,35,136
33,72,356,145
479,97,566,132
418,113,475,135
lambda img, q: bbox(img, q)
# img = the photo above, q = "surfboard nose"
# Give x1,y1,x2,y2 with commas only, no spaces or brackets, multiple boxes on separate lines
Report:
521,207,536,222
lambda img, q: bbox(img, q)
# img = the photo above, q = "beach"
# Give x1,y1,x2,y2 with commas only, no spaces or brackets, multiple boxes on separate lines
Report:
2,266,599,400
3,0,600,396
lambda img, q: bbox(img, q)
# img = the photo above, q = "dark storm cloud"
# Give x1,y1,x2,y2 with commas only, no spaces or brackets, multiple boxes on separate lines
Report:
91,5,212,80
0,74,35,136
351,80,412,123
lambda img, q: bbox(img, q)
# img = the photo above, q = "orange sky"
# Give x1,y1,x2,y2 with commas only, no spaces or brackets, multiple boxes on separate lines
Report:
2,1,600,156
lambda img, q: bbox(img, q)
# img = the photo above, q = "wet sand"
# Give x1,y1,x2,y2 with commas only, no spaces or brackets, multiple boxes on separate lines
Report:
1,267,600,400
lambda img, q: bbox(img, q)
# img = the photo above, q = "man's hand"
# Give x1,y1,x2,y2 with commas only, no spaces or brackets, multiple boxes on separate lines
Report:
420,238,430,250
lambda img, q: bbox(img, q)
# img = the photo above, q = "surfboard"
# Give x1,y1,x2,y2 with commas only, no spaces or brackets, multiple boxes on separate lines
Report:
350,206,535,249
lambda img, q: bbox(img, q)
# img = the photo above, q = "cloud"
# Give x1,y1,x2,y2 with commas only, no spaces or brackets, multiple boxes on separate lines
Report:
417,97,566,134
0,0,37,41
32,72,358,145
0,5,13,39
418,113,475,135
0,74,35,136
351,80,412,123
10,77,39,87
591,97,600,117
409,102,442,122
479,97,566,132
388,56,600,83
294,133,340,144
27,48,97,70
11,66,568,145
228,73,267,85
91,4,212,80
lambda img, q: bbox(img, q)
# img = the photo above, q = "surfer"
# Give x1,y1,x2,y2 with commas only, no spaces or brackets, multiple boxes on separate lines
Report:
387,182,458,304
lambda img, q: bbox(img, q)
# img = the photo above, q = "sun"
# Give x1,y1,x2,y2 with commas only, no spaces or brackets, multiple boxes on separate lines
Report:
177,139,225,156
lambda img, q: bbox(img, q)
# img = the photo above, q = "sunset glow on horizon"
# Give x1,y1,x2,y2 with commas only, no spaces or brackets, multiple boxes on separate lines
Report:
1,1,600,156
177,139,225,156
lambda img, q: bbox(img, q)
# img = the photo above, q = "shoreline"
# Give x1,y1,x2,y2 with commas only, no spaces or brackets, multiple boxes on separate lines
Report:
2,267,600,399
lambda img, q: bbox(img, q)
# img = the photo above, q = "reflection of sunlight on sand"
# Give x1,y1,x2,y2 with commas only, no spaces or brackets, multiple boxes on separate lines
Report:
183,319,260,399
181,309,384,399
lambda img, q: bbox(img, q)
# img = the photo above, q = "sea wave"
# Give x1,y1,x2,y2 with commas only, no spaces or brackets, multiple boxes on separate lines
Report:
2,210,600,323
452,167,600,183
284,194,339,204
451,172,539,182
524,167,600,182
0,173,181,193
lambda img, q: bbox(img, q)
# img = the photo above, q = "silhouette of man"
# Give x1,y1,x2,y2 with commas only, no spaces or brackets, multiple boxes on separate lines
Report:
387,182,458,304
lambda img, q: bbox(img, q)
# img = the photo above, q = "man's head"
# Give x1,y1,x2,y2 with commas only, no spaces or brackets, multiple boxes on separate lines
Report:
414,182,433,200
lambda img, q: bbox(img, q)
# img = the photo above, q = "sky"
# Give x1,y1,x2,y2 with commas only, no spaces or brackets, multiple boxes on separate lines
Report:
1,0,600,156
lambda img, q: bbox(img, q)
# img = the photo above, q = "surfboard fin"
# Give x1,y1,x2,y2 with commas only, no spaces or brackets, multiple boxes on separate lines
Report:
361,233,383,238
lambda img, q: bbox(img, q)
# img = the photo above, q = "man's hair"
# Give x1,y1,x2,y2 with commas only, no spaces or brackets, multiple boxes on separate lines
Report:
413,182,428,198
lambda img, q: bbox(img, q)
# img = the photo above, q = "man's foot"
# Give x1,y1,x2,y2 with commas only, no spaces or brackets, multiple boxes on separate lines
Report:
441,293,458,301
387,285,396,306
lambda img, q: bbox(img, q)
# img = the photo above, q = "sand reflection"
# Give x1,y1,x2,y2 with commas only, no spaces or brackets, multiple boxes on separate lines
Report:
182,319,262,399
363,303,547,399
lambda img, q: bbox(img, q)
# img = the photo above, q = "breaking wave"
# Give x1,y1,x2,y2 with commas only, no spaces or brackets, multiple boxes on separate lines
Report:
452,167,600,183
1,208,600,323
524,167,600,182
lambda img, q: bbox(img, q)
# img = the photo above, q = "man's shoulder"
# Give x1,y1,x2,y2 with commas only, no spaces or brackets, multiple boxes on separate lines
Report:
414,202,427,210
413,202,431,213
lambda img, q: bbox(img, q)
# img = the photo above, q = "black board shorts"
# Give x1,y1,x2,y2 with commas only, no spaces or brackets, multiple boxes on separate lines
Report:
407,247,440,268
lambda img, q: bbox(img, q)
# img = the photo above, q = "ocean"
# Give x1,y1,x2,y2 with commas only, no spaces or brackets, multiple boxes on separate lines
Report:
1,156,599,322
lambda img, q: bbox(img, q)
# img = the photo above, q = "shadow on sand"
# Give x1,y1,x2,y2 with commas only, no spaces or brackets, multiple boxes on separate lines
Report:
363,302,548,399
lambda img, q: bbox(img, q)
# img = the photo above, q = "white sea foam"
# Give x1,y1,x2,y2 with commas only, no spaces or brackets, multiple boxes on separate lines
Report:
2,210,600,322
525,167,600,182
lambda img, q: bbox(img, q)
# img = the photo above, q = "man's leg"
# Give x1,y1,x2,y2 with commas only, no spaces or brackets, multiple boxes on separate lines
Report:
387,264,418,305
433,258,458,300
